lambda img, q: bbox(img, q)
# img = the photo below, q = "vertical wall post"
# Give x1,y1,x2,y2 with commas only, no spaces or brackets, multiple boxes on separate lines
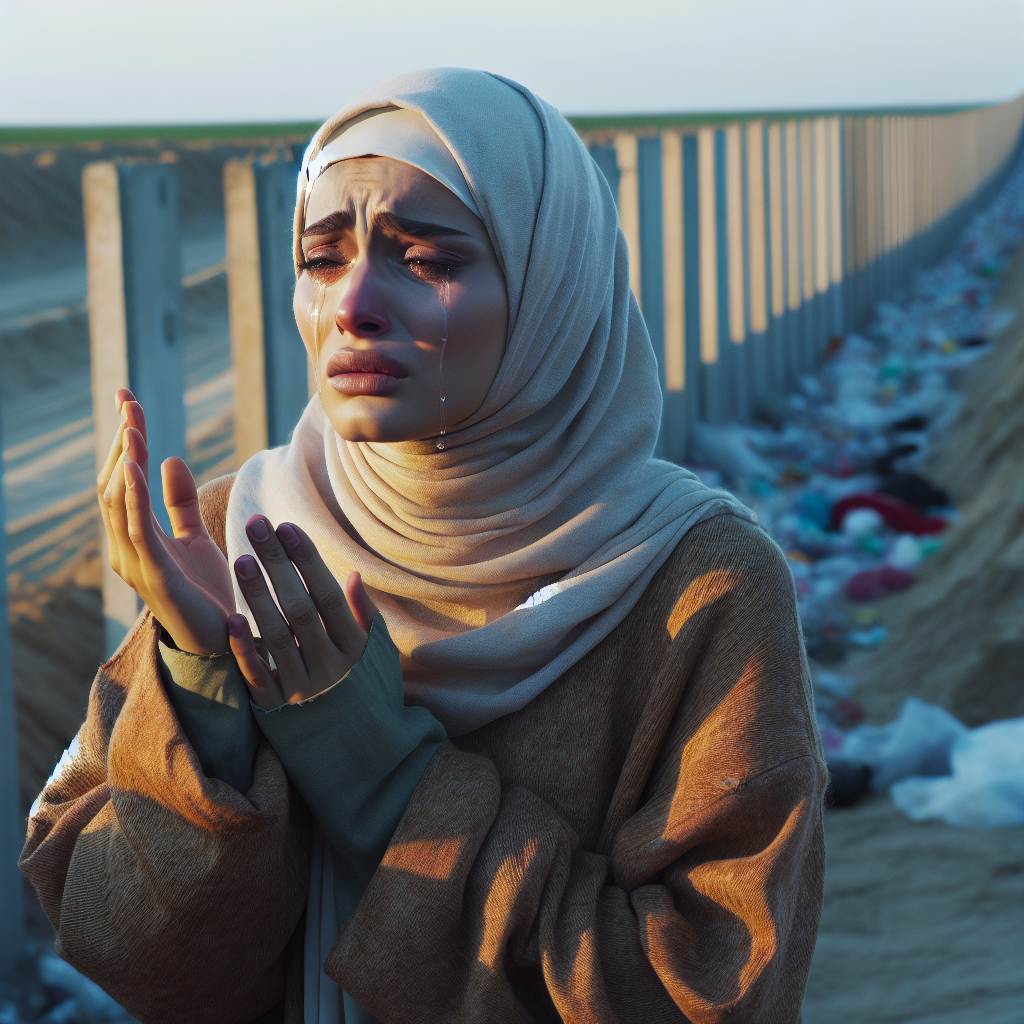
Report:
224,161,270,464
746,120,770,411
799,119,816,372
660,129,688,462
614,133,643,314
767,122,787,394
84,162,186,657
225,158,308,464
829,117,845,337
725,123,749,421
637,135,666,457
682,134,702,446
119,164,187,531
84,163,135,658
0,407,24,977
697,127,725,425
784,120,802,387
255,162,308,448
813,117,831,356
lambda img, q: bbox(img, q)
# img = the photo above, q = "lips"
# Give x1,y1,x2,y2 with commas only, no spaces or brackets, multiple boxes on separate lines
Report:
326,349,408,396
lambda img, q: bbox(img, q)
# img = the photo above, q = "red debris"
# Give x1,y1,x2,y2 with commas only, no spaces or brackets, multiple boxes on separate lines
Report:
846,566,916,601
831,492,948,535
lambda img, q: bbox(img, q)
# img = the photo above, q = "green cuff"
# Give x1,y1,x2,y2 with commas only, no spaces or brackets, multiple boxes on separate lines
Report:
158,641,261,794
254,616,445,920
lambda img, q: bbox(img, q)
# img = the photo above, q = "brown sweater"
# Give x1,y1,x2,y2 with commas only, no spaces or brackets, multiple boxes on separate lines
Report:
21,475,826,1024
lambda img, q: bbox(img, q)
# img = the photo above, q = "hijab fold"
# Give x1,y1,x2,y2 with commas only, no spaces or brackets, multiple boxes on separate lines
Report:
227,68,750,736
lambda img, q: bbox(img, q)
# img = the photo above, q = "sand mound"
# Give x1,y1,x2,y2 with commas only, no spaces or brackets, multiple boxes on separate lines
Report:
847,245,1024,726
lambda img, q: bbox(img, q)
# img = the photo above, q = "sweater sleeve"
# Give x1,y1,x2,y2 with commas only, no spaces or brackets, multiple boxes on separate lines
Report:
320,521,827,1024
253,616,446,922
18,614,311,1024
158,641,261,794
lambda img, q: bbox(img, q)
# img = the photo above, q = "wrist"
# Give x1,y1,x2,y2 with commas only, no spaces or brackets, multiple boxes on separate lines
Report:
157,617,230,657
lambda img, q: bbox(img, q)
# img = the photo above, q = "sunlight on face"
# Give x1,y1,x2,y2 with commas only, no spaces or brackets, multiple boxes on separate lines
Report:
294,157,509,444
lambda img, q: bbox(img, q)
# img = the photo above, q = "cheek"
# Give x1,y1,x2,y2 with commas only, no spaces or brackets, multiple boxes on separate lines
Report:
293,275,314,353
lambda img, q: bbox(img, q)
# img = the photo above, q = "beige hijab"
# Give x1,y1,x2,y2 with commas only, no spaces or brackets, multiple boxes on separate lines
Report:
227,68,750,736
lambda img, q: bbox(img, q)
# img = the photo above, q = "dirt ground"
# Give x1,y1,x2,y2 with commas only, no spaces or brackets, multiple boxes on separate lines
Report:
804,799,1024,1023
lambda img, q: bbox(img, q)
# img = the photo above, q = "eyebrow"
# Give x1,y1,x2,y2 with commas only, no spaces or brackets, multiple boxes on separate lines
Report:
301,209,470,240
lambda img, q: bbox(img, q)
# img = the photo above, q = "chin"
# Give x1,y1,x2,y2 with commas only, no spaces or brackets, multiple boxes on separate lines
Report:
323,402,431,445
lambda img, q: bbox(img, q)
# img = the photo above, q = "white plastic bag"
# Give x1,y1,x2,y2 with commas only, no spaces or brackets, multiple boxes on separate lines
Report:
891,718,1024,828
839,697,967,791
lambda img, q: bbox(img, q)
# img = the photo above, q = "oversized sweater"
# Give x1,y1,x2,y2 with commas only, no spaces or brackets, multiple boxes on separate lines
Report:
21,474,827,1024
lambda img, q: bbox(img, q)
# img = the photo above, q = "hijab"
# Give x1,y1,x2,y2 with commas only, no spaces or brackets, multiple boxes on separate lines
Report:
226,67,750,736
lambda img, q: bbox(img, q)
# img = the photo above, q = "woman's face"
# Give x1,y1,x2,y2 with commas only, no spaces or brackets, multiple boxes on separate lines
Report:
294,157,508,444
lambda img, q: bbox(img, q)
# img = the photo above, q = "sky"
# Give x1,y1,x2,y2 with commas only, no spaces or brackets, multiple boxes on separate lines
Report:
2,0,1023,126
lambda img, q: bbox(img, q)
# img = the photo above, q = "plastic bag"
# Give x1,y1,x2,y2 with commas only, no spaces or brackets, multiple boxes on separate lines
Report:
891,718,1024,828
840,697,967,791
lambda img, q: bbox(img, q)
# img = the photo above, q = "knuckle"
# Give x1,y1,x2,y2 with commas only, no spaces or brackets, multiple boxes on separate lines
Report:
317,588,343,611
265,628,294,652
287,602,317,628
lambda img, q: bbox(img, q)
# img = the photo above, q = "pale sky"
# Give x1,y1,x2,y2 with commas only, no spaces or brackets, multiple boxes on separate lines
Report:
2,0,1023,126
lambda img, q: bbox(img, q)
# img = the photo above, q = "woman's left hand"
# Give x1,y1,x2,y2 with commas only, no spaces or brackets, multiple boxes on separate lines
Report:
228,514,379,710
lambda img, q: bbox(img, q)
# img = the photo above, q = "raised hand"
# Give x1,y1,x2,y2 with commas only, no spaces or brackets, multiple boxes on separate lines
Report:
227,516,379,710
97,389,235,655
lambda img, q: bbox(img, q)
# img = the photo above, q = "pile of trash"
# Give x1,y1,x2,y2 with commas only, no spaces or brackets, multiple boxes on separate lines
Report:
0,953,136,1024
689,153,1024,823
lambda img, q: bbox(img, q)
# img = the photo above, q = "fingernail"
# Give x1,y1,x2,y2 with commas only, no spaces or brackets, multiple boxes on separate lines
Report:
123,459,135,488
236,555,258,579
227,614,248,638
278,523,299,548
247,517,269,543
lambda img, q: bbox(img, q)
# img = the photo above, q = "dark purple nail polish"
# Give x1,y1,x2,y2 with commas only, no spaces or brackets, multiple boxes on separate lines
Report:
227,614,249,638
236,555,258,579
278,523,299,548
247,517,269,542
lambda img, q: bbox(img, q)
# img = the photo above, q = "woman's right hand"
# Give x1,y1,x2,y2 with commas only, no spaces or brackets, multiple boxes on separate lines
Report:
97,389,235,655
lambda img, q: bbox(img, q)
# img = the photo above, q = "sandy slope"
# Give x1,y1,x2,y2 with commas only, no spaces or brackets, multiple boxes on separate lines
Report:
802,244,1024,1022
805,799,1024,1024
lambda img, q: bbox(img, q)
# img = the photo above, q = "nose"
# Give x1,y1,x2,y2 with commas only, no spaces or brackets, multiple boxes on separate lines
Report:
334,259,392,337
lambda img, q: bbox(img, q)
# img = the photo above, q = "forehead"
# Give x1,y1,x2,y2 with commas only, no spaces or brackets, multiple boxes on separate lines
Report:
304,157,476,230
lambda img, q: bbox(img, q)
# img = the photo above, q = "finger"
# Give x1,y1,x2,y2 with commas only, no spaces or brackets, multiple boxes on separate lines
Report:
233,554,311,702
227,614,284,710
115,388,136,414
162,457,205,539
123,459,172,567
96,401,131,499
101,443,136,580
344,572,379,635
245,516,341,667
121,409,150,484
276,523,367,655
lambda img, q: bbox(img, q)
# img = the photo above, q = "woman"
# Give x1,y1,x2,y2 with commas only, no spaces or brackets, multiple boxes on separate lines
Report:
21,68,826,1024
